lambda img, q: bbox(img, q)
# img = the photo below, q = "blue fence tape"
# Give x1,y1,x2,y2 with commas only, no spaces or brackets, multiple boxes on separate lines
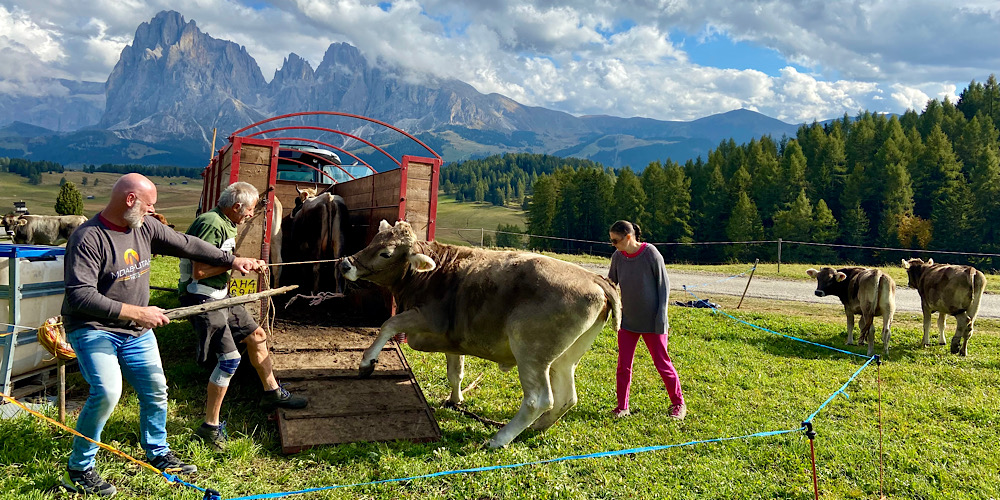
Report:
163,267,877,500
804,355,876,424
682,287,871,360
220,427,804,500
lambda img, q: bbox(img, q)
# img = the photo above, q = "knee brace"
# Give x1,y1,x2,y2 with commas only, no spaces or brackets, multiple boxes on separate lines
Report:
209,350,241,387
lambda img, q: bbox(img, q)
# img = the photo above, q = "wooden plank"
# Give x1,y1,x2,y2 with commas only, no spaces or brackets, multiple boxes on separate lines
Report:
270,349,409,379
241,144,272,165
278,408,439,451
274,378,430,419
407,163,433,180
405,186,431,203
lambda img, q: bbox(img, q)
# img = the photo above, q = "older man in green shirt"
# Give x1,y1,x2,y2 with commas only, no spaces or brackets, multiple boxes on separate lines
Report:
180,181,306,451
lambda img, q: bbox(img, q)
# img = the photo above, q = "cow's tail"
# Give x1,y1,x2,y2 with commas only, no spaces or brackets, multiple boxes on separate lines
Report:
598,276,622,333
967,268,986,321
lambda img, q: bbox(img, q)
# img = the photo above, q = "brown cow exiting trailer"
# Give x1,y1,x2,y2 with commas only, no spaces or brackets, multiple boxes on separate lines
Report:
200,112,443,452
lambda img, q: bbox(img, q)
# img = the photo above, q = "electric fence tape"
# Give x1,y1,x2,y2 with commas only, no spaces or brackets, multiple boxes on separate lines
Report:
2,267,880,499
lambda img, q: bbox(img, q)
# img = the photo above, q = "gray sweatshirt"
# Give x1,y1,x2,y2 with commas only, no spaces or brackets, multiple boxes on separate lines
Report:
608,243,670,334
62,213,236,336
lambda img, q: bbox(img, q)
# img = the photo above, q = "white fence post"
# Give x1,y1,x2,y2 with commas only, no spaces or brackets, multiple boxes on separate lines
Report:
777,238,782,274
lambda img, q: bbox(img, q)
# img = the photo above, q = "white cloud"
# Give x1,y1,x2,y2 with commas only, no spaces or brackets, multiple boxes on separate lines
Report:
0,0,996,124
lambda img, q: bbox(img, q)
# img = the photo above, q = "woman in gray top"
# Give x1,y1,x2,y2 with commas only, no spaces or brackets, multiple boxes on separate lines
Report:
608,220,686,420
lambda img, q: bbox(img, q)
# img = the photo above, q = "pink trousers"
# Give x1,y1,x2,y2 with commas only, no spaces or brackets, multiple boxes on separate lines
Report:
616,328,685,410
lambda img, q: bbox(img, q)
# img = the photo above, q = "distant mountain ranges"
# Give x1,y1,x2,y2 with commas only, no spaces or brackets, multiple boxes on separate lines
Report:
0,10,802,170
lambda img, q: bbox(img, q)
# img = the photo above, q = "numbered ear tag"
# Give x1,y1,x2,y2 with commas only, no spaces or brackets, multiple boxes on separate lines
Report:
229,277,258,297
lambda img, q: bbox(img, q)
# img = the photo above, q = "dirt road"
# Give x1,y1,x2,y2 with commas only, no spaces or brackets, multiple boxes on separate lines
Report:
577,264,1000,319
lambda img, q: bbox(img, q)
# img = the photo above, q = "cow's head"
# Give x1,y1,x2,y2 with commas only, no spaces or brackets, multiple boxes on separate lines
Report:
806,267,846,297
901,258,932,288
340,220,436,285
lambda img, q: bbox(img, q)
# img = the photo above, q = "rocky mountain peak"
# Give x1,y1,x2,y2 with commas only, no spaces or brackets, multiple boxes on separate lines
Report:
272,53,315,85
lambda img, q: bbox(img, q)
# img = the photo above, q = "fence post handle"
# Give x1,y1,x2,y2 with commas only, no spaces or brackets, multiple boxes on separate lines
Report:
777,238,782,274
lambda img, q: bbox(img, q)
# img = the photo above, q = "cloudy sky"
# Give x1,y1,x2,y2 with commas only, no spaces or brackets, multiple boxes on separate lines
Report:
1,0,997,123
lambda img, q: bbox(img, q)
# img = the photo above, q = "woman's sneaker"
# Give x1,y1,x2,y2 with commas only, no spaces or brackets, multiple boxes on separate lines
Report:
149,451,197,475
193,421,227,452
612,408,630,418
668,403,687,421
261,386,308,410
62,468,117,496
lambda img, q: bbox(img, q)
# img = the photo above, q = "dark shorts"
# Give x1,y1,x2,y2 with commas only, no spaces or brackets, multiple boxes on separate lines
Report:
180,294,260,364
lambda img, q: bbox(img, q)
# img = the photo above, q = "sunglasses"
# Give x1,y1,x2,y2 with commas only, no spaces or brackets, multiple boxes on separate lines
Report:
609,237,621,246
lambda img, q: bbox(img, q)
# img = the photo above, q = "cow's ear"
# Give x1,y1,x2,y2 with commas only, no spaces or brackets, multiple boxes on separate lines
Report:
835,272,847,282
378,220,392,233
408,253,436,273
17,218,27,226
927,258,934,265
806,268,818,277
901,259,909,269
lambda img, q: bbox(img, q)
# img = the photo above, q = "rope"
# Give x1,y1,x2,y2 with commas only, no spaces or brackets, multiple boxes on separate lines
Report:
683,287,872,360
0,390,168,481
804,356,876,424
221,427,805,500
442,401,505,428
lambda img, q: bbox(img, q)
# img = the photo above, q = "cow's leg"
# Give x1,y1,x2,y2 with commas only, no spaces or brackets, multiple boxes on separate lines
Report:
920,307,933,347
530,312,606,431
952,313,972,356
861,313,876,357
446,354,465,405
359,311,429,378
936,313,947,345
489,361,553,448
844,307,856,346
881,310,894,357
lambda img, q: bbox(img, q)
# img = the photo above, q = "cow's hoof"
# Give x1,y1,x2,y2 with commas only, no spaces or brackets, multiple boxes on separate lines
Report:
359,361,377,378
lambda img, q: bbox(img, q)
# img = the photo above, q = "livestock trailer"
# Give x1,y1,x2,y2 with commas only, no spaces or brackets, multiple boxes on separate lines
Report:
199,112,443,452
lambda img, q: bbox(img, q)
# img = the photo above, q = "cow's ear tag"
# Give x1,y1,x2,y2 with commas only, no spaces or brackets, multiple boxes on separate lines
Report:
409,254,436,272
379,220,392,233
806,268,817,277
835,272,847,282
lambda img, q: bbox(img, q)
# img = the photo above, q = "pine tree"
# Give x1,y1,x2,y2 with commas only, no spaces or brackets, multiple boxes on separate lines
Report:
725,191,764,261
81,176,88,186
810,199,839,261
839,203,870,263
911,125,962,218
55,181,84,215
611,167,647,228
932,180,973,251
749,139,782,222
773,190,813,261
780,140,809,206
59,176,67,186
641,161,668,240
527,176,558,250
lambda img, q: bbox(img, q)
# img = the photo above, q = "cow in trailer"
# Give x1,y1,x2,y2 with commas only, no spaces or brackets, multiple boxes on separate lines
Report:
340,220,621,448
281,188,348,293
806,267,896,356
901,258,986,356
6,214,87,245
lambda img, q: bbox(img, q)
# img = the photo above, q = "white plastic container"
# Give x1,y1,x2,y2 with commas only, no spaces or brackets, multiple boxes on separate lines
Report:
0,255,65,378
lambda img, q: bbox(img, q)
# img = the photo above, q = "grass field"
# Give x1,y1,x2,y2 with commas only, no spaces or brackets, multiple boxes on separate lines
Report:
1,255,998,500
0,171,204,232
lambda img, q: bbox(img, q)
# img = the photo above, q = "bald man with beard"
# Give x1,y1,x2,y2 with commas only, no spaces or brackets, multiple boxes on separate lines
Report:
59,173,265,497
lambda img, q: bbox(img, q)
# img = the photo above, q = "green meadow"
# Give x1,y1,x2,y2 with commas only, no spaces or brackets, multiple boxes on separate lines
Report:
0,254,997,499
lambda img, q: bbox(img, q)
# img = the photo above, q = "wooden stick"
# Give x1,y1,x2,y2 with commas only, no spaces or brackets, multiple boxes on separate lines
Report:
164,285,298,320
737,258,759,309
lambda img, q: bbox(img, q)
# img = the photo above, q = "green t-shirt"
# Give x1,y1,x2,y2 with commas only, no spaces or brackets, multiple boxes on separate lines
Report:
179,207,237,296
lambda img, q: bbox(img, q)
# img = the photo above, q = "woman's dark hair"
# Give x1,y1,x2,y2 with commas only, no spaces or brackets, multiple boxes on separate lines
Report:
609,220,642,241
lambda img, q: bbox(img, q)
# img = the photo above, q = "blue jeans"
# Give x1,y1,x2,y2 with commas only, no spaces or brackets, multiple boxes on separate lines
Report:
66,328,170,471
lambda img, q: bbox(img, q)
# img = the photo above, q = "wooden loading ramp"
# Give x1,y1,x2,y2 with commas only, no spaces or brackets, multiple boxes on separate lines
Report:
268,321,441,453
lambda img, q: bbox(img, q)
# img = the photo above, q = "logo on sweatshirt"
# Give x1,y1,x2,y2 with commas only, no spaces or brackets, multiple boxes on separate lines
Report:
112,248,150,281
123,248,140,265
